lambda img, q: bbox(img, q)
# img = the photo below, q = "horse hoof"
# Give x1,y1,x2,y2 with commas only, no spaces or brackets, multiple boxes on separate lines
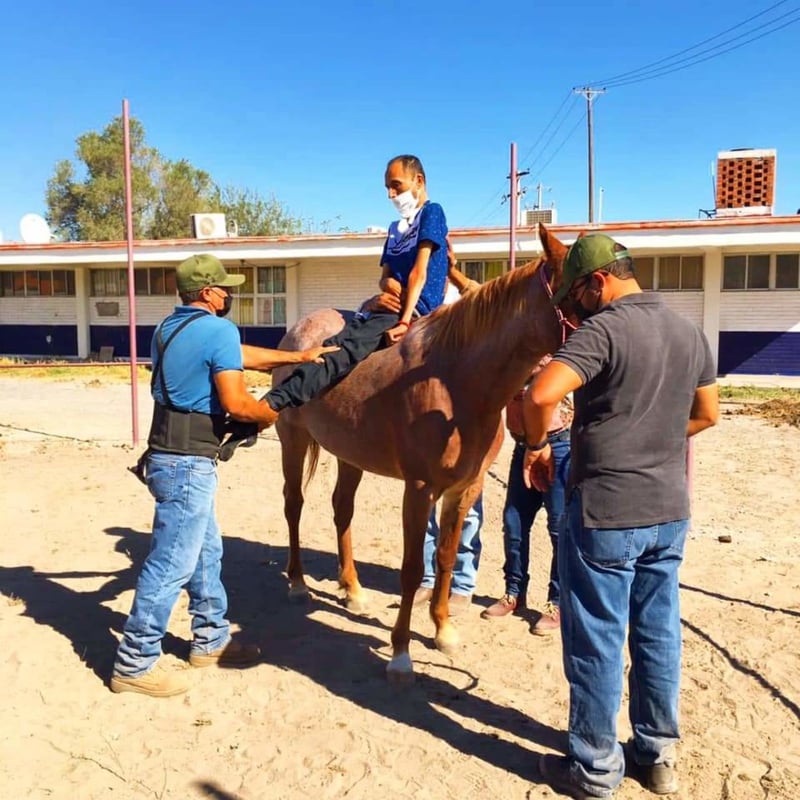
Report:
345,594,369,615
434,626,460,656
386,653,415,686
287,585,310,604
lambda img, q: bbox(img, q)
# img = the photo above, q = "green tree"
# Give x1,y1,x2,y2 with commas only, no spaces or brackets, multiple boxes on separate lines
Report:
213,186,302,237
151,160,216,239
46,116,159,241
45,116,302,241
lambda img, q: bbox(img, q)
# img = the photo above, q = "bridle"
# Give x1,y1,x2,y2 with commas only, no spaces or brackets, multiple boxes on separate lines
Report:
539,260,577,345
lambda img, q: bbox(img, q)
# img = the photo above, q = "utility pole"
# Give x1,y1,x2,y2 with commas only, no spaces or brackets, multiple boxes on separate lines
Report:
573,86,606,222
504,142,530,270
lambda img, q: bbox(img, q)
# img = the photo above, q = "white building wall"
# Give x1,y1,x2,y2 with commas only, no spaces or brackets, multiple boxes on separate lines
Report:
88,295,174,326
719,293,800,332
0,296,77,323
658,292,704,326
297,256,379,319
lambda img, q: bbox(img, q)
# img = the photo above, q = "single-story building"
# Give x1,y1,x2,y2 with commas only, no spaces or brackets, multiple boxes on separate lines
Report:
1,215,799,375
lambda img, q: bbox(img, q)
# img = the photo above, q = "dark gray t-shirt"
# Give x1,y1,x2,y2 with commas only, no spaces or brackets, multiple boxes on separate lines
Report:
553,292,716,529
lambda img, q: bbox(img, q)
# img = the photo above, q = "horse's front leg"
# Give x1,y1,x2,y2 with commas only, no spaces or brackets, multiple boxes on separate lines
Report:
431,480,484,655
280,420,312,603
387,481,435,685
333,459,368,613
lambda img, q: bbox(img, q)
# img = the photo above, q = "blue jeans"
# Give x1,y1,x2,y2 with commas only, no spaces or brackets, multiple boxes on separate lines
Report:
502,433,570,603
559,489,687,796
421,495,483,595
114,453,231,677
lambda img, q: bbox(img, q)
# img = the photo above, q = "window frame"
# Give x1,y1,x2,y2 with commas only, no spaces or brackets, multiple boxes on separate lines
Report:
0,269,76,298
722,253,800,291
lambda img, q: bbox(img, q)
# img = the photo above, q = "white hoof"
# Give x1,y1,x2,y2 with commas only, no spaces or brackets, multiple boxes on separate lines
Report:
434,624,460,656
287,585,310,604
386,652,415,686
345,593,369,615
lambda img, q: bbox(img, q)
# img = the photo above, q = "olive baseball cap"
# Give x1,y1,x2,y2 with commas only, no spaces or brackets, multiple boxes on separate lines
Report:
553,234,631,304
176,254,245,293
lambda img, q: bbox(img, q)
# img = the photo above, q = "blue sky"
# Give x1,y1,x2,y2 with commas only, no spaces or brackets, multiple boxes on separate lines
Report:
1,0,798,241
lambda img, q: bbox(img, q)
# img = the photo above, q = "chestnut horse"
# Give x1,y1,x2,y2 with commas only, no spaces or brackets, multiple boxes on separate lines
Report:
271,224,569,683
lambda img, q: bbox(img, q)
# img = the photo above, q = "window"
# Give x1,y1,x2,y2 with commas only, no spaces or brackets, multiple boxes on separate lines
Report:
681,256,704,289
52,270,76,296
659,257,680,290
723,256,746,289
0,269,75,297
644,254,704,291
722,252,800,290
635,257,654,290
90,267,175,296
747,255,769,289
223,264,287,326
462,259,509,283
776,254,800,289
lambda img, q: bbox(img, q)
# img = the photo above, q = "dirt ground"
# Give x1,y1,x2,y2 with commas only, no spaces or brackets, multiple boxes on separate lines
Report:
0,375,798,800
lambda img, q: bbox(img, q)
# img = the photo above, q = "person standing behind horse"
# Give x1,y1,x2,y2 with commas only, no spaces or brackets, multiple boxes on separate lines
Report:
481,355,571,634
521,234,719,797
260,154,449,420
111,255,338,698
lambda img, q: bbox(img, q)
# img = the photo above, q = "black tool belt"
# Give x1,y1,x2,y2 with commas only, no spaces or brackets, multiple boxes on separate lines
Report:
147,401,226,459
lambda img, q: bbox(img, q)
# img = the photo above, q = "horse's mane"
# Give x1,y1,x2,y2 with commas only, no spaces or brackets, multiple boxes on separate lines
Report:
424,257,544,352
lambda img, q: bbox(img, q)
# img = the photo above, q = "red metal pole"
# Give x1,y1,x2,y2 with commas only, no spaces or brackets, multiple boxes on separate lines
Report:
509,142,517,270
122,99,139,445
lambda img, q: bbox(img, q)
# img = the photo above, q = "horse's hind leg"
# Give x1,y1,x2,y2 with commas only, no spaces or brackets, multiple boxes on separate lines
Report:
333,459,368,614
281,422,312,603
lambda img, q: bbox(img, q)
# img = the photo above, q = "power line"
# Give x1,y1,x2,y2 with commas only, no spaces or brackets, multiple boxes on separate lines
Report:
596,4,800,88
518,89,574,167
525,96,582,175
464,91,576,226
530,111,587,185
592,0,794,85
605,13,800,88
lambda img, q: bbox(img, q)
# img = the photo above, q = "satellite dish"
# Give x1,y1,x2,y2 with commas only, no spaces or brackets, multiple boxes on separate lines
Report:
19,213,52,244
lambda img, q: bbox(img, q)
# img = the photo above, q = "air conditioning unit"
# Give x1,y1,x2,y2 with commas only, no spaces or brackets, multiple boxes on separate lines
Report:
191,213,227,239
522,208,557,226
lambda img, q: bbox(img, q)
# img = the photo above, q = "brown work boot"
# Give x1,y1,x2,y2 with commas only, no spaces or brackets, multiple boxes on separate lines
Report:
532,601,561,636
539,754,595,800
110,663,190,698
413,587,433,606
640,763,679,795
189,638,262,668
481,594,520,619
448,593,472,616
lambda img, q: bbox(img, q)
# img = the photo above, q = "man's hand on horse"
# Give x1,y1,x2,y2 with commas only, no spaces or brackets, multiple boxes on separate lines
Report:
303,344,341,364
523,443,554,491
361,291,402,315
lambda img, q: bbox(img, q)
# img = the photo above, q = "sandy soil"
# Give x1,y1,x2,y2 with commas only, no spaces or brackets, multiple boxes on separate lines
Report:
0,375,798,800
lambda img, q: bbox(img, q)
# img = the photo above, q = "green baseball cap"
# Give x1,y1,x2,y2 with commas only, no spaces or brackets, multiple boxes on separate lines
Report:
553,234,631,304
176,254,245,293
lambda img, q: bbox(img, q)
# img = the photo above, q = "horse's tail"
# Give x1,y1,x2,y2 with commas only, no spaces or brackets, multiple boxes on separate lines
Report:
304,438,321,490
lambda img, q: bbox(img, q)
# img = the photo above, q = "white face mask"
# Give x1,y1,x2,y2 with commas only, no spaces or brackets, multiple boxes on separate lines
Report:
391,189,419,220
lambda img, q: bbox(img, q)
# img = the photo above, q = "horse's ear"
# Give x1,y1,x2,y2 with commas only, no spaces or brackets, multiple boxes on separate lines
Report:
539,223,568,261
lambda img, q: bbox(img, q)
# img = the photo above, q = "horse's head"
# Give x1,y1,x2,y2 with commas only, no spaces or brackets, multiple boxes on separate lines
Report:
539,223,580,337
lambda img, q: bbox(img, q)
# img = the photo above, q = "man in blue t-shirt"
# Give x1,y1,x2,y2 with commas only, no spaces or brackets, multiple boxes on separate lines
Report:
264,154,449,414
111,254,337,698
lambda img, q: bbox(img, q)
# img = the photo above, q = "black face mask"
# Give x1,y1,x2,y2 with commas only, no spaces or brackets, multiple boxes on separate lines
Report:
574,299,595,322
572,277,601,321
216,291,233,318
